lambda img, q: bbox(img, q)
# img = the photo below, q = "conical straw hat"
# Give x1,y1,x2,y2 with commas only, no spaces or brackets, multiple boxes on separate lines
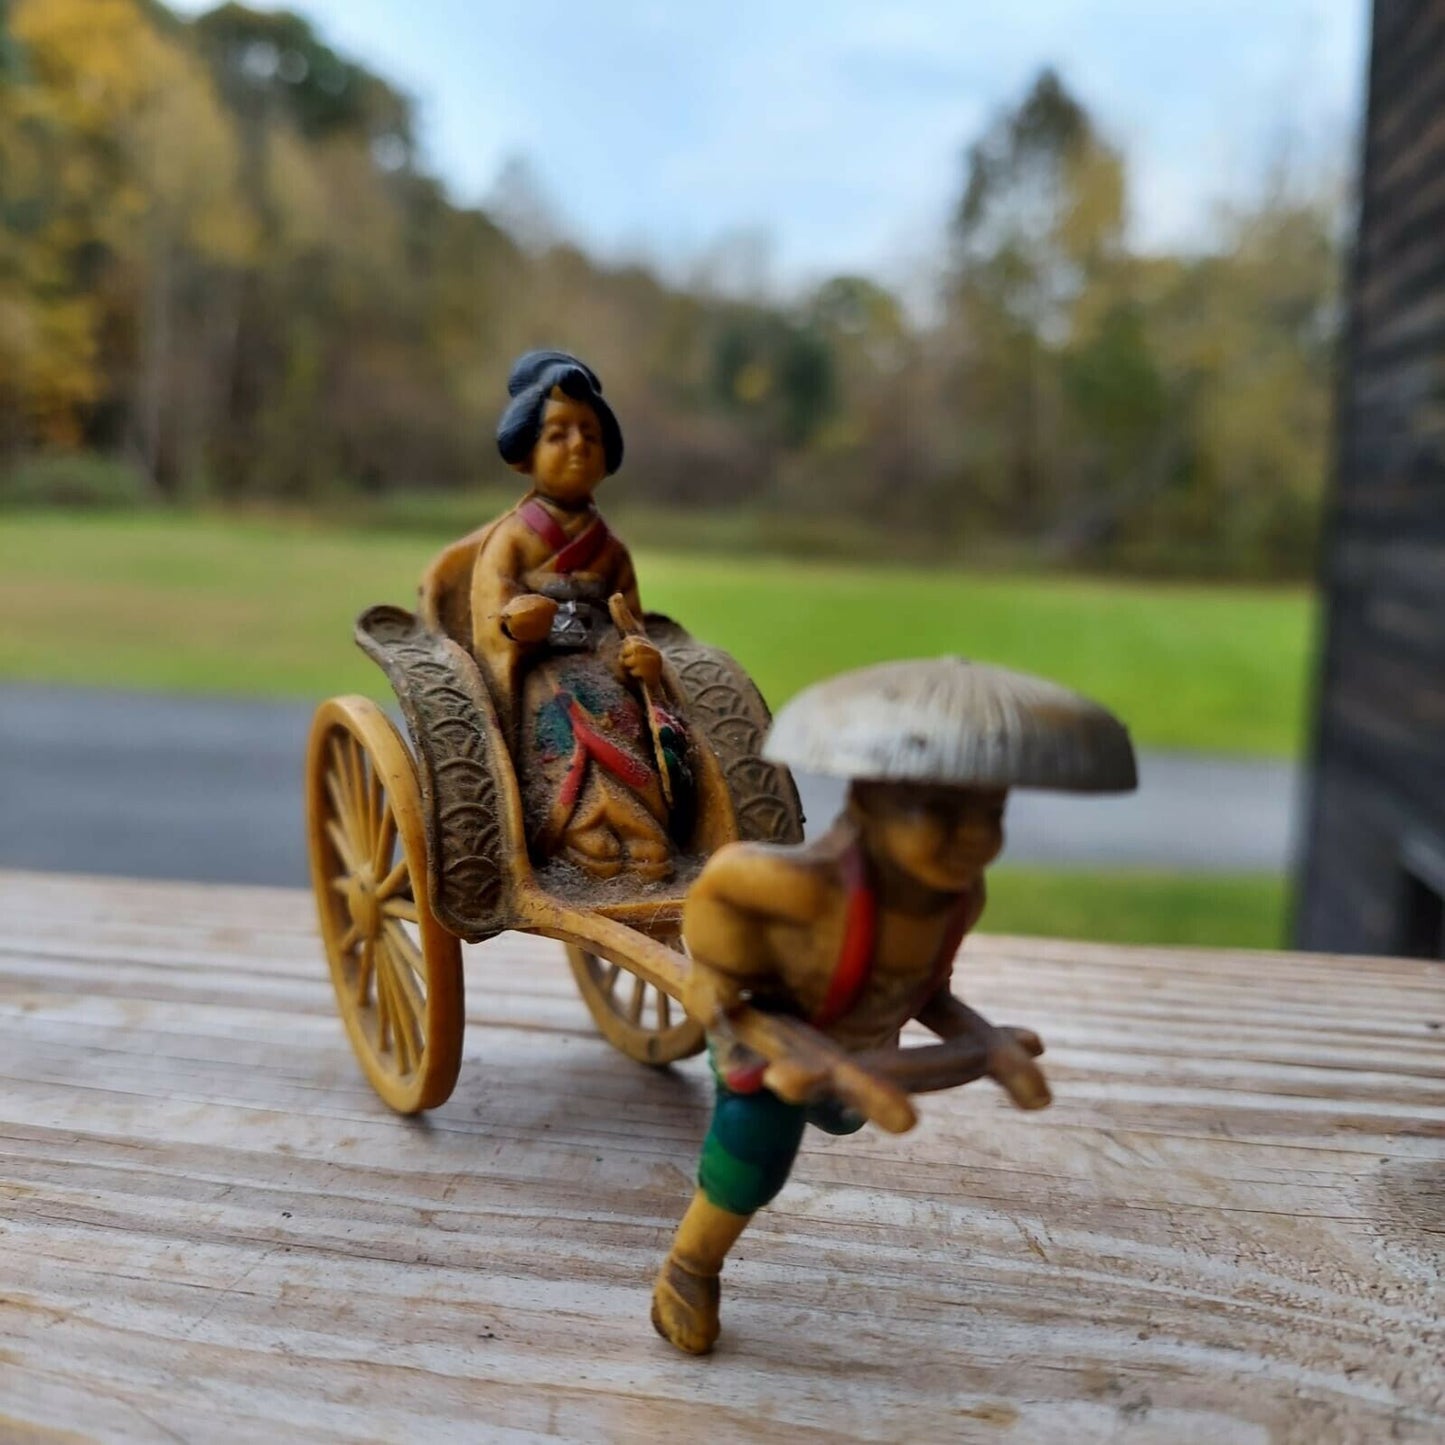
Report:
764,657,1137,793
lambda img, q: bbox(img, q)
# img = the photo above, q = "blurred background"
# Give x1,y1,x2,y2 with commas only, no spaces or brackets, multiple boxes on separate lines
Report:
0,0,1371,948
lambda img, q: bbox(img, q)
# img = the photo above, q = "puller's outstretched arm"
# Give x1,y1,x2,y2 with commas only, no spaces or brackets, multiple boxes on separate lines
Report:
915,990,1050,1110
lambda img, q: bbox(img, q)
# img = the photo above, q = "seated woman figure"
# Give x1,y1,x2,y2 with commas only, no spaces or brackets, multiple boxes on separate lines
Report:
462,351,682,883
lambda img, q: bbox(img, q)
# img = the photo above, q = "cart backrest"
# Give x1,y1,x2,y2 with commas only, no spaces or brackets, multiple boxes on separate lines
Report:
418,524,495,651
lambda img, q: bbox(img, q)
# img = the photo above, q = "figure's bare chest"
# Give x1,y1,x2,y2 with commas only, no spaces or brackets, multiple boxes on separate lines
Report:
765,902,956,1022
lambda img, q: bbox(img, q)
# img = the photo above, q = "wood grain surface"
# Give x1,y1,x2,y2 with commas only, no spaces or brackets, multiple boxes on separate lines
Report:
0,870,1441,1443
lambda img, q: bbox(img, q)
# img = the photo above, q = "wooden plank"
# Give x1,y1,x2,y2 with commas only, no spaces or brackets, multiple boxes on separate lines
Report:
0,871,1442,1443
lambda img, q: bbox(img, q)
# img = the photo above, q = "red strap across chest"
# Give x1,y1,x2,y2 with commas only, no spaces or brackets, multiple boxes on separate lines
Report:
811,847,977,1030
517,498,610,574
811,845,878,1028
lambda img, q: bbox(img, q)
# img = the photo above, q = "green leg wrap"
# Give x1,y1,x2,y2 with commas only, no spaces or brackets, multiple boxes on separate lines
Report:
697,1081,807,1216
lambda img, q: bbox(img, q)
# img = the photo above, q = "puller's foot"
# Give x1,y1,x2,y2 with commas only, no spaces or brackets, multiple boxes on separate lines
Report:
651,1255,721,1355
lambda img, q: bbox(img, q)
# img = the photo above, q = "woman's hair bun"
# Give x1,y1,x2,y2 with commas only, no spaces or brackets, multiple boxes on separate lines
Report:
496,349,623,474
507,349,602,398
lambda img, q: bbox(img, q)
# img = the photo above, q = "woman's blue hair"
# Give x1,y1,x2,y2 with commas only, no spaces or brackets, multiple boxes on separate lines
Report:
496,350,623,474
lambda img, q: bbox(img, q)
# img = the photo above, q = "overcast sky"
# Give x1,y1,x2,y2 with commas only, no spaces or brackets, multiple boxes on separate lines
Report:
174,0,1368,294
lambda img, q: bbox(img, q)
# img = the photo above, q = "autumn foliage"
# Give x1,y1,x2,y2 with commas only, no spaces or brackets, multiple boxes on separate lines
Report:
0,1,1341,577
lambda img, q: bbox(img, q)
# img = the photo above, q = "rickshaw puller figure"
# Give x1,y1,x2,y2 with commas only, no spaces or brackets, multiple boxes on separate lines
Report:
651,657,1137,1354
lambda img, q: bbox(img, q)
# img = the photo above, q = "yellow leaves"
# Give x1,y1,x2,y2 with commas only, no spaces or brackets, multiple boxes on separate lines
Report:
0,294,38,369
316,137,407,283
2,0,260,453
734,361,772,404
1059,139,1126,264
0,286,100,444
263,122,410,277
13,0,254,264
265,127,328,257
138,69,256,264
13,0,174,125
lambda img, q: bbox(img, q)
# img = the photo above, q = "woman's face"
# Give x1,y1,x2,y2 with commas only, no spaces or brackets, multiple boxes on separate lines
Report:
528,392,607,504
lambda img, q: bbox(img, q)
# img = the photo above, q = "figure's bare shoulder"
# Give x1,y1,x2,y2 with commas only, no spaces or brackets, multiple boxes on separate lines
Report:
689,836,841,928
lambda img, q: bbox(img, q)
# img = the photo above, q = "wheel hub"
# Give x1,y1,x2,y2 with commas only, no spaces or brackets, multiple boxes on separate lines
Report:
345,869,381,938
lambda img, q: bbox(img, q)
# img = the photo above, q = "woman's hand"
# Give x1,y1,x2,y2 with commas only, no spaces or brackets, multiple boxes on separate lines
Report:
500,594,557,644
620,635,663,686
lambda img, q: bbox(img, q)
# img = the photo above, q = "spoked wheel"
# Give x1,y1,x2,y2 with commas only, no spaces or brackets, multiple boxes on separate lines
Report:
567,938,705,1066
307,695,463,1113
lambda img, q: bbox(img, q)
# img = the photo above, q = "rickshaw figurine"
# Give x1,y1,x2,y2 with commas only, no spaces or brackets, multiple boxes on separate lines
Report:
303,349,1136,1354
306,349,803,1113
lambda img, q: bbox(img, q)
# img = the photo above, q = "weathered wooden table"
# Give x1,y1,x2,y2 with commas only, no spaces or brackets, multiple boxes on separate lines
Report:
1,870,1440,1443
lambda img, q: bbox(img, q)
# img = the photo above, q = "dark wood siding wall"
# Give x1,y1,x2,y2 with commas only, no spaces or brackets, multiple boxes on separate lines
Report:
1296,0,1445,955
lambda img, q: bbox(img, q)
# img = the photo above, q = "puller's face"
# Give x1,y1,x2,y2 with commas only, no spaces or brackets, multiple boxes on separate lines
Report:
527,392,606,503
859,782,1007,892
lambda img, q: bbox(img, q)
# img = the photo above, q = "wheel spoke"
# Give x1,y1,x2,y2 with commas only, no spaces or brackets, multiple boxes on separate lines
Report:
355,936,376,1007
384,922,428,1012
387,949,423,1075
354,741,372,845
339,922,362,952
566,943,704,1067
343,734,367,843
384,917,423,972
375,950,392,1052
336,737,360,854
382,897,419,923
366,766,385,863
372,804,397,874
329,736,355,824
325,819,362,876
325,770,358,856
378,955,415,1075
384,926,427,1023
331,740,368,859
376,858,409,900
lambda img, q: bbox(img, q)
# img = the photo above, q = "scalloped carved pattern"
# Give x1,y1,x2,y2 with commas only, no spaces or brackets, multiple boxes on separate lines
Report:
355,607,508,939
660,640,804,846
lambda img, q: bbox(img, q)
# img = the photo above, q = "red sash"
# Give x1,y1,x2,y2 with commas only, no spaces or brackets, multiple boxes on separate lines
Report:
812,844,879,1028
518,497,611,574
555,694,653,809
538,691,655,854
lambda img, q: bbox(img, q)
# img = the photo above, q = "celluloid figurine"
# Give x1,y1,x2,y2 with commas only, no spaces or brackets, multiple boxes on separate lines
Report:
651,656,1137,1354
420,351,690,883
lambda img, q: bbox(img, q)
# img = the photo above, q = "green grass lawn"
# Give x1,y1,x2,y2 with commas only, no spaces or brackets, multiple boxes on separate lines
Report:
983,869,1288,949
0,510,1315,756
0,510,1303,949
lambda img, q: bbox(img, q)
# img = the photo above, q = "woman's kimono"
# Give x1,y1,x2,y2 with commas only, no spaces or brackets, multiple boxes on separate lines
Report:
469,494,679,882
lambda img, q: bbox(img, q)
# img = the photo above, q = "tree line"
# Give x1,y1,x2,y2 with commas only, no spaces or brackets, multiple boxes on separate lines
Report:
0,0,1342,576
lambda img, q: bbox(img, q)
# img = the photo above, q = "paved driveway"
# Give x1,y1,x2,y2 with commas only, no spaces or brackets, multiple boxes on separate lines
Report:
0,684,1301,887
